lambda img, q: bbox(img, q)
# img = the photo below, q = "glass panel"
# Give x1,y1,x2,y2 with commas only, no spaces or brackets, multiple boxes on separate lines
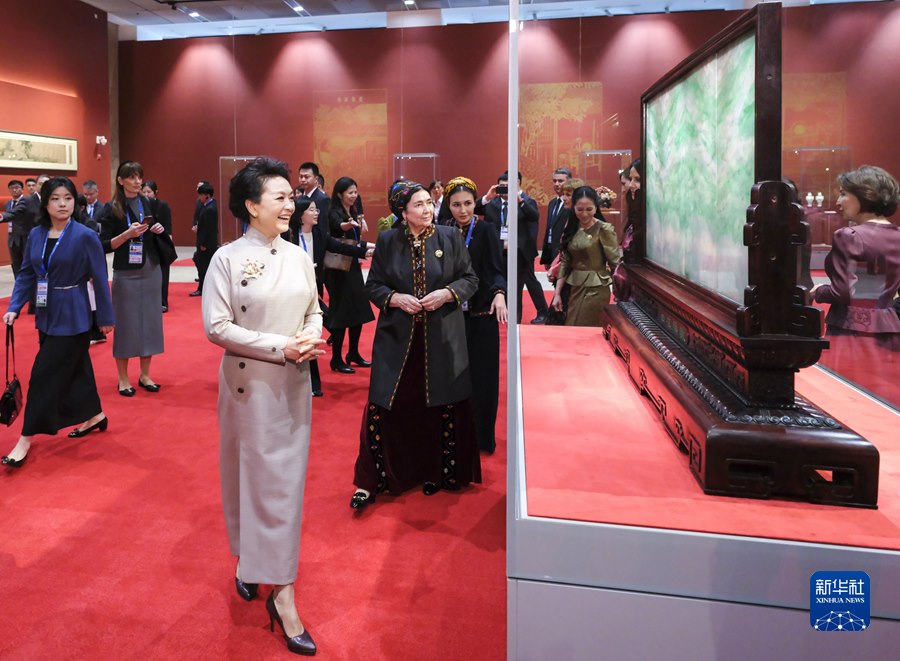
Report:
645,31,755,304
392,153,440,188
579,149,632,242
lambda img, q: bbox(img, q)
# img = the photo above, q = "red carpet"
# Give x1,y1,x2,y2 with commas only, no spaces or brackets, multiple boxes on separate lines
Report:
0,283,506,659
520,324,900,550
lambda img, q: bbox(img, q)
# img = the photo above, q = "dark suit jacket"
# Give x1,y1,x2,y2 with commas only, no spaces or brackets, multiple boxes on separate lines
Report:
2,193,41,246
156,199,173,235
196,199,219,250
99,196,167,271
9,220,114,334
483,194,540,260
365,225,478,409
84,200,106,223
458,220,506,315
541,197,567,266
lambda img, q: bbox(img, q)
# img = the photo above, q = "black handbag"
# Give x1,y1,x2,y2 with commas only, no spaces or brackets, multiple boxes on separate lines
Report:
155,232,178,267
0,325,23,426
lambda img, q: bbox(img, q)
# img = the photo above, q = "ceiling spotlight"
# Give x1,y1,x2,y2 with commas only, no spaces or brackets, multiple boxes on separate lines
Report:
404,0,415,6
189,11,200,18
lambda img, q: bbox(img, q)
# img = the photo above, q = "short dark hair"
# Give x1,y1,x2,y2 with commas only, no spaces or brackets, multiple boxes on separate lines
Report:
8,179,23,188
837,165,899,217
317,174,325,188
143,179,158,194
25,177,37,184
499,170,523,183
428,180,442,192
553,168,572,178
38,177,78,227
299,162,320,176
198,183,214,197
229,157,291,223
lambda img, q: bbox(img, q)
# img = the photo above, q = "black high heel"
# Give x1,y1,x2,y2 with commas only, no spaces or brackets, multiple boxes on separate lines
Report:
2,454,28,468
345,353,371,368
423,482,441,496
266,592,317,656
350,490,375,510
330,359,354,374
235,576,258,601
68,416,109,438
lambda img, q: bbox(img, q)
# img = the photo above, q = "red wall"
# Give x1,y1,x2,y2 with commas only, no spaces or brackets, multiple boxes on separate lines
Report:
119,3,900,244
0,0,110,265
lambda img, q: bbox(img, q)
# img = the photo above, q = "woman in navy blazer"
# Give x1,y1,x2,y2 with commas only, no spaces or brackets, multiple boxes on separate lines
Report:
2,177,114,468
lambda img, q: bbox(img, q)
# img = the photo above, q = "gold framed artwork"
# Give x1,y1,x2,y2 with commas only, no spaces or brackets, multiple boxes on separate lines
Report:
0,130,78,171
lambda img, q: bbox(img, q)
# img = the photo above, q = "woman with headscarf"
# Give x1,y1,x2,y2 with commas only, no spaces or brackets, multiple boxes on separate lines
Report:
443,176,507,454
349,181,480,510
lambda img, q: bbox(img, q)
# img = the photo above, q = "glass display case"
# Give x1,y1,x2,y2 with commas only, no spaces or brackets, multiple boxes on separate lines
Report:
392,153,440,187
218,156,259,244
579,149,632,240
782,146,852,248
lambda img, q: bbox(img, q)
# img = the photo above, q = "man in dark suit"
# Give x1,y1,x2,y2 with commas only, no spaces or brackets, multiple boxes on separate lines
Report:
191,182,218,296
297,161,330,220
540,167,571,270
5,179,24,212
483,171,549,324
82,179,106,224
2,181,40,278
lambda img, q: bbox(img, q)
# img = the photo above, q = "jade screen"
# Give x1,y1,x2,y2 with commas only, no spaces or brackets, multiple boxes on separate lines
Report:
645,31,755,303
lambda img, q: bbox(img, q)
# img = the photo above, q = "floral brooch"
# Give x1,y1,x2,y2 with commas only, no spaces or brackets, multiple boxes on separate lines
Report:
241,258,265,280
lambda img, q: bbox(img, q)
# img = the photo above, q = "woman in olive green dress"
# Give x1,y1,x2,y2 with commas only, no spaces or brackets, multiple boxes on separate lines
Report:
550,186,620,327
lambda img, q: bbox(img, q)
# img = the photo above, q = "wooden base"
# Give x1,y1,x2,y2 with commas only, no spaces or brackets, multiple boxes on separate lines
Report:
606,302,880,508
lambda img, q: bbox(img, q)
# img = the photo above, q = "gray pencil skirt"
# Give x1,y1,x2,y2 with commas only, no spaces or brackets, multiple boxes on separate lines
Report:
111,259,164,359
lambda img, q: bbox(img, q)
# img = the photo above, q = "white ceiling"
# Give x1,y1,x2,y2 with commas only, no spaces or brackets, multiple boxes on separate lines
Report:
78,0,871,41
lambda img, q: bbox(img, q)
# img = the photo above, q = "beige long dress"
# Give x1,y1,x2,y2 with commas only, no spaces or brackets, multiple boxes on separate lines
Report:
202,226,322,584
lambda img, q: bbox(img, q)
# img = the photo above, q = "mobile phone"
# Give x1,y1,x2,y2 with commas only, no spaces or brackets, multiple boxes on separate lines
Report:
496,185,509,195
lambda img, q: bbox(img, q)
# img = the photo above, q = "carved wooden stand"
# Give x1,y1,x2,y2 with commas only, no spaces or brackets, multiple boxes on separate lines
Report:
607,181,880,507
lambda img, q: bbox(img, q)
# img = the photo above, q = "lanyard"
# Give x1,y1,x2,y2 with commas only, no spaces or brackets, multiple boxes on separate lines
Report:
300,232,309,253
464,219,475,248
126,199,144,238
40,220,72,276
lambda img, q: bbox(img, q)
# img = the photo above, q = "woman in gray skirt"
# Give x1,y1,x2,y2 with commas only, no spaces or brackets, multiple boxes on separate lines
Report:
99,161,166,396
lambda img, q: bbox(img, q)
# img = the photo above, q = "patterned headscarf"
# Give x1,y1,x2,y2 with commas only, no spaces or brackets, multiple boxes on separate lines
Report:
388,180,426,219
443,176,478,201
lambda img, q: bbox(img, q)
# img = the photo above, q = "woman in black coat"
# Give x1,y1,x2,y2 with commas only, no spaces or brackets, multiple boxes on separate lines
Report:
323,176,374,374
141,180,173,312
292,196,371,396
350,181,480,510
443,177,507,454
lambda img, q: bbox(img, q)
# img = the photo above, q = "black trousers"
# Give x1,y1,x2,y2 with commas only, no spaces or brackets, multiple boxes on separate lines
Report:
161,262,170,307
9,237,36,311
464,312,500,453
22,331,102,436
506,250,549,323
194,248,214,290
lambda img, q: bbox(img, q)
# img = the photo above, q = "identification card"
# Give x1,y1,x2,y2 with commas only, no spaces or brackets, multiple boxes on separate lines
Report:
462,300,469,312
36,278,49,308
499,226,509,241
129,240,143,264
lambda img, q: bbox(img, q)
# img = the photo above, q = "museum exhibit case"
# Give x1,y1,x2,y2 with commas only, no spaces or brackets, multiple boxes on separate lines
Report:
579,149,632,240
507,3,900,658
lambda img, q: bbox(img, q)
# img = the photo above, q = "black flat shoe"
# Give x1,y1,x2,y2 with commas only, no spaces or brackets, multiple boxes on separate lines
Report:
330,361,355,374
69,417,109,438
2,454,28,468
266,593,317,656
138,380,161,393
312,390,323,397
235,576,258,602
423,482,441,496
345,354,371,368
118,387,136,397
350,490,374,510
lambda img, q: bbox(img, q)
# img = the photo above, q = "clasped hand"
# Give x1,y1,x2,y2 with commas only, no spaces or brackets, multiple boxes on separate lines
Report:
392,289,453,315
283,330,326,363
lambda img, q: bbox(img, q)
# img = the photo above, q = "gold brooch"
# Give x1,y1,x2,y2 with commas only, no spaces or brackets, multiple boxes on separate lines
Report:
435,249,443,258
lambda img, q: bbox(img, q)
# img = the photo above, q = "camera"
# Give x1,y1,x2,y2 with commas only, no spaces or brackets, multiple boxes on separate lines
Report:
496,184,509,195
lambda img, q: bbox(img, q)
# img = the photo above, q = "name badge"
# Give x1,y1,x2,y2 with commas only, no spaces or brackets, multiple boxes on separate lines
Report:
499,226,509,241
461,300,469,312
36,277,49,308
129,240,143,265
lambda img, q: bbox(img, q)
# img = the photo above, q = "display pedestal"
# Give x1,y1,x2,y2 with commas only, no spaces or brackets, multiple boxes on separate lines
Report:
606,301,879,506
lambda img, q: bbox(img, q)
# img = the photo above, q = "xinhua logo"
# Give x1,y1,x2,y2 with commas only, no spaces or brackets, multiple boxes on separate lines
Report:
810,571,870,631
